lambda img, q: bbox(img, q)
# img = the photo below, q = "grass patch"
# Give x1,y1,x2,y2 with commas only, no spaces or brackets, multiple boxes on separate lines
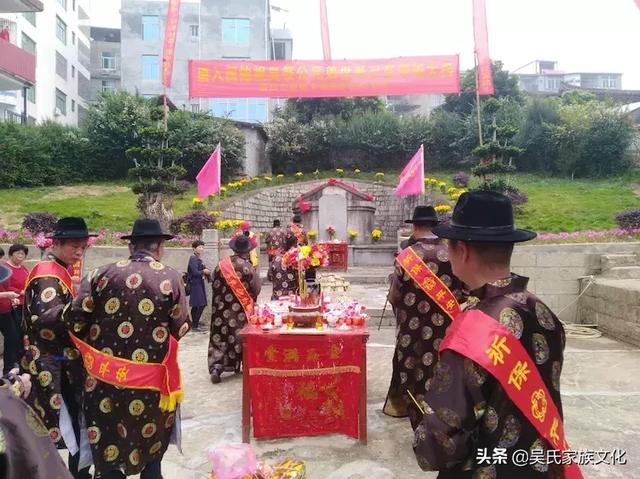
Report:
0,171,638,236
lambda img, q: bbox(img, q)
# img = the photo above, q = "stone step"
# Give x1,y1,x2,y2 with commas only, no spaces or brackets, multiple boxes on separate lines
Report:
600,266,640,280
601,253,639,271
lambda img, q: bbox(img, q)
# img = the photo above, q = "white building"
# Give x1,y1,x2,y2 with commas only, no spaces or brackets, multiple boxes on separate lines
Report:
0,0,91,125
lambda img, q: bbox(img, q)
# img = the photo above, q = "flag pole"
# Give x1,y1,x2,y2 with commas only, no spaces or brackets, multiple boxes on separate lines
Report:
474,51,483,146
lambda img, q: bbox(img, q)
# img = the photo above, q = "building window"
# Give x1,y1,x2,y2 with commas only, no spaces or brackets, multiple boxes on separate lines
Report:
23,11,36,27
190,24,199,39
142,55,160,80
209,98,266,123
273,40,286,60
71,99,75,112
222,18,250,45
600,76,617,89
55,88,67,115
57,0,67,10
21,32,36,55
101,80,116,94
72,65,76,78
544,77,559,91
55,51,68,80
102,52,116,71
142,15,161,41
26,87,35,103
56,16,67,44
191,104,199,113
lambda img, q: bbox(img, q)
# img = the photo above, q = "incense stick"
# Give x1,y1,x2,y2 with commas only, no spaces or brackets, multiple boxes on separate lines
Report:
407,389,425,415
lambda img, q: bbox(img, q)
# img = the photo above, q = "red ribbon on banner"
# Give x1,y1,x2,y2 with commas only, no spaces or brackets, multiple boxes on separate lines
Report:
162,0,181,87
473,0,494,95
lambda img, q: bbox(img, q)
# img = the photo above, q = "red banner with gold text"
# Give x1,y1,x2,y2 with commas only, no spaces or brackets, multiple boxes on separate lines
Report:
189,56,460,98
473,0,494,95
162,0,181,87
244,330,366,439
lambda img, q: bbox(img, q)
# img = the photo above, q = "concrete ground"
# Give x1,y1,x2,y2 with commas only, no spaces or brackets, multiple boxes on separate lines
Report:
155,282,640,479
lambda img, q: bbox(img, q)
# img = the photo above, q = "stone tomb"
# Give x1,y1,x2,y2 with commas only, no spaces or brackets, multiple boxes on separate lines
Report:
292,179,376,244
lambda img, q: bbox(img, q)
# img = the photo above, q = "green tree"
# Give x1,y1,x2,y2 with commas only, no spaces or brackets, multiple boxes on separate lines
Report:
515,97,561,172
168,111,245,182
280,96,386,122
442,61,524,115
127,108,186,230
84,92,152,179
471,98,524,191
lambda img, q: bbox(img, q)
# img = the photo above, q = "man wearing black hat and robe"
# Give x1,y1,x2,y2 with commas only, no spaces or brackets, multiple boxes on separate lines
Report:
265,219,291,278
66,219,190,478
383,206,465,429
412,191,574,479
20,217,94,478
208,232,261,384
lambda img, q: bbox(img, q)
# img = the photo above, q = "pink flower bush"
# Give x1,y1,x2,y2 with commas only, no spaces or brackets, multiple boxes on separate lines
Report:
536,228,640,242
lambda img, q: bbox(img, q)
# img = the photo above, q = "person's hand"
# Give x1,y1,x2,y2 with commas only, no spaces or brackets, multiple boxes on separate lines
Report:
0,291,19,300
8,368,32,398
203,268,211,276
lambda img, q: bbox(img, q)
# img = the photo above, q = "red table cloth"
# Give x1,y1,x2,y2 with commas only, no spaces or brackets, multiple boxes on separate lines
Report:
240,326,369,443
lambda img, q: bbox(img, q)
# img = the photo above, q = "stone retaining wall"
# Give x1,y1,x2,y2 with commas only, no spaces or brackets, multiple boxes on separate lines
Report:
217,180,442,242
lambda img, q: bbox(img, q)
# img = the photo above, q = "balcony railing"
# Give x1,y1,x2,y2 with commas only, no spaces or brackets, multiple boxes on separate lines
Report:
0,38,36,86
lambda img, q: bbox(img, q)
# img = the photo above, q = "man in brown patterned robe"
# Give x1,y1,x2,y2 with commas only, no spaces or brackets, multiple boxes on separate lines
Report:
413,191,566,479
383,206,465,429
270,235,299,300
66,219,190,478
209,233,261,384
0,367,73,479
265,219,291,278
20,217,94,479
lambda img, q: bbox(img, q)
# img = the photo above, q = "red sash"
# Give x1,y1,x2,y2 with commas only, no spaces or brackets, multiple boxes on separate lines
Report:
26,260,77,298
440,310,583,479
70,333,183,412
219,257,254,318
396,247,460,322
289,224,305,244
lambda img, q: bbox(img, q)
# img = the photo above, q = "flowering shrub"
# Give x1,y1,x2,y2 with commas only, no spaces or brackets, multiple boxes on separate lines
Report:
22,212,58,236
536,228,640,242
348,229,358,239
335,168,344,177
371,228,382,241
191,197,204,210
354,169,361,174
452,172,470,188
295,171,303,178
34,233,53,249
282,244,329,269
375,172,385,178
504,189,529,207
263,176,272,182
307,230,318,240
276,174,284,179
615,209,640,230
219,186,227,193
171,211,217,235
435,205,452,214
214,219,245,232
438,182,447,193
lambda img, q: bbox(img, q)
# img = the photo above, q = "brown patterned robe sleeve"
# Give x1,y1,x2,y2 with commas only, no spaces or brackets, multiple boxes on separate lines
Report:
168,271,190,340
65,269,98,339
26,277,71,338
413,351,486,471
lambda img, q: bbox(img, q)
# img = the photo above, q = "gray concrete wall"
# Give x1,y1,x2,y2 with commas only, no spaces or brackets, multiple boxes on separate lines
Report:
4,241,638,327
121,0,268,108
239,127,268,176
